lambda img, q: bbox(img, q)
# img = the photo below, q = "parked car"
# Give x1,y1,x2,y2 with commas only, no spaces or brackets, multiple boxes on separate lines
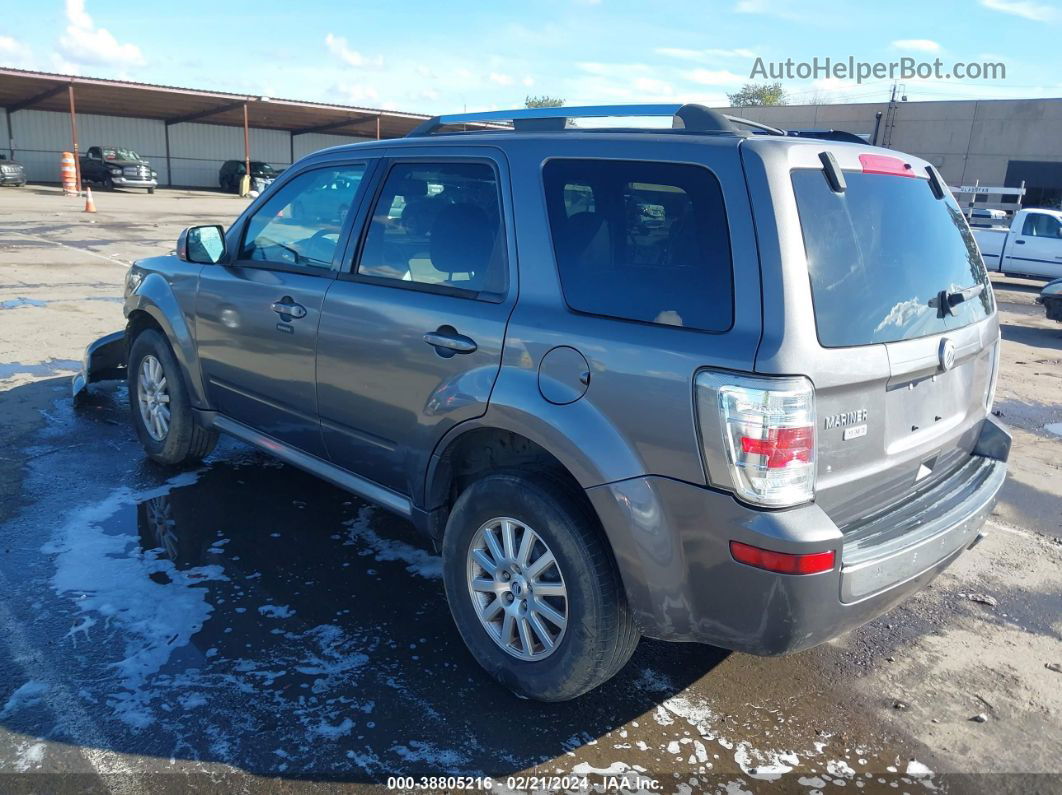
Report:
73,104,1010,702
219,160,278,194
0,153,26,186
1038,278,1062,322
968,207,1008,228
972,207,1062,280
80,146,158,193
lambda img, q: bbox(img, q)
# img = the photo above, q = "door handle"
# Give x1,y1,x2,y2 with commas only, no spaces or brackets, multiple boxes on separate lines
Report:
1014,239,1026,245
272,299,307,319
423,328,477,355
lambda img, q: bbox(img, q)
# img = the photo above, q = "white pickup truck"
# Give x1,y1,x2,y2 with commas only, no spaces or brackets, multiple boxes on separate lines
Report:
972,208,1062,280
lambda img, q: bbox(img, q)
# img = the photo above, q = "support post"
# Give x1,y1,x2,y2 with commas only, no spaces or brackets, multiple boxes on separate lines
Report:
376,115,381,140
68,83,81,194
164,122,172,187
243,102,251,195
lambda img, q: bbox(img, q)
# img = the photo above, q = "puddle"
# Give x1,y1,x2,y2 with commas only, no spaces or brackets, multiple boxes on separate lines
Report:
0,447,943,785
4,457,720,779
0,358,81,379
1047,422,1062,438
0,297,47,310
0,296,121,310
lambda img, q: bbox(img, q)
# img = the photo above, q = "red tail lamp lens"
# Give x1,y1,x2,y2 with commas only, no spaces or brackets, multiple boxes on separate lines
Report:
859,153,916,177
730,540,836,575
740,426,814,469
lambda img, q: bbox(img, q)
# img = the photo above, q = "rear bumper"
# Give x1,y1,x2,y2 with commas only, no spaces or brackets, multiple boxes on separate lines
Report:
71,330,127,399
586,418,1010,654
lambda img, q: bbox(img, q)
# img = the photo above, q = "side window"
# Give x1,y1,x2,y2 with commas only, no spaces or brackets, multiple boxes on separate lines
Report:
239,165,365,269
87,147,101,160
357,162,507,299
1023,213,1062,238
543,159,734,331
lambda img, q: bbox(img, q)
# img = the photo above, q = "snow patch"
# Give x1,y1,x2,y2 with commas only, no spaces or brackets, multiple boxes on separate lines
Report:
258,604,294,619
42,472,227,728
0,681,48,719
343,507,442,579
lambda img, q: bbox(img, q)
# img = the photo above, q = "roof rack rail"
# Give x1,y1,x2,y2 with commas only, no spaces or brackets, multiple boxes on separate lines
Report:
406,103,756,137
725,115,785,136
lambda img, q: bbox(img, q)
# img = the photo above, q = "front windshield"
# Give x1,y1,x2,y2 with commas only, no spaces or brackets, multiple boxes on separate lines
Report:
253,162,276,175
104,148,143,161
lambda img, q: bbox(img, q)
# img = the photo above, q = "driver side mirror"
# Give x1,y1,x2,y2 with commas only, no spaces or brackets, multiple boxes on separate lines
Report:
177,225,226,264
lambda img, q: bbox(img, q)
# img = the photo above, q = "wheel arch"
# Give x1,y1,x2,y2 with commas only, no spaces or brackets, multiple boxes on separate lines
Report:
125,273,209,408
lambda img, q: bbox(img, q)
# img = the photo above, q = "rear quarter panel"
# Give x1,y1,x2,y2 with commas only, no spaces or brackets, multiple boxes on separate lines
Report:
473,134,763,489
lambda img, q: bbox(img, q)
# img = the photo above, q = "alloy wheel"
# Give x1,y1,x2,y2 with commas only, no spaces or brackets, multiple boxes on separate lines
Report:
137,354,171,441
466,517,568,661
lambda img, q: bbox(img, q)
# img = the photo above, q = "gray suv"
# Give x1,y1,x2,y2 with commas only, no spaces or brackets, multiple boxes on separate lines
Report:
74,104,1010,702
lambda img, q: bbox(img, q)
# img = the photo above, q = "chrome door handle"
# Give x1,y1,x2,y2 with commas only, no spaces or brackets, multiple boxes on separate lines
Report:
423,329,477,354
272,300,307,319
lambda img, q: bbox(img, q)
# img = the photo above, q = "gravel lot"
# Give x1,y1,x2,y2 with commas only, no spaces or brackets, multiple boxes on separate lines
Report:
1,185,1060,793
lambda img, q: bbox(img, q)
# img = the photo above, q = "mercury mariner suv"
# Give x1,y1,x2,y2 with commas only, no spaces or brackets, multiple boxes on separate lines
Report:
74,104,1010,701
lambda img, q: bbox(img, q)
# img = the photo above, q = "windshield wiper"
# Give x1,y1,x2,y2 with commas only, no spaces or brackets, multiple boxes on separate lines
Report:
929,283,985,317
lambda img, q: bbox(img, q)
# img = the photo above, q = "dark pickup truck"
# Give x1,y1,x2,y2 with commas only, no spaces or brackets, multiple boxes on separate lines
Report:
80,146,158,193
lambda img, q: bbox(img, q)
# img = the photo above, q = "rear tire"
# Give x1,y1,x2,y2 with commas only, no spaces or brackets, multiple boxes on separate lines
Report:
128,329,217,466
147,187,155,195
442,471,639,701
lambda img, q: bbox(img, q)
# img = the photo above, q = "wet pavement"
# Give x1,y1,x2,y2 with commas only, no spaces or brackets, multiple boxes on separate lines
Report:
1,188,1060,793
1,380,956,792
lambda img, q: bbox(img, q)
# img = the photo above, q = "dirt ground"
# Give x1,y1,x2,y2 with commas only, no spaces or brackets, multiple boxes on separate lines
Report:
0,185,1059,793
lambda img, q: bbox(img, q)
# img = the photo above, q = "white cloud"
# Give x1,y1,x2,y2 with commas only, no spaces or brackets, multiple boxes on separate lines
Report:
324,33,383,68
656,46,757,60
633,76,674,95
892,39,942,53
488,72,514,86
0,35,34,67
687,68,745,86
415,65,436,79
522,75,535,87
734,0,770,11
980,0,1057,21
335,82,379,104
57,0,144,68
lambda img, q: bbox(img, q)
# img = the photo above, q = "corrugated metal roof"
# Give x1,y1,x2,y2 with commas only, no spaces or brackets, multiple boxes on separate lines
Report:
0,67,429,139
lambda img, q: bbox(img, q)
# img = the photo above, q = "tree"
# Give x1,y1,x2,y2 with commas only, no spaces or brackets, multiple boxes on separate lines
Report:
726,82,788,107
525,95,565,108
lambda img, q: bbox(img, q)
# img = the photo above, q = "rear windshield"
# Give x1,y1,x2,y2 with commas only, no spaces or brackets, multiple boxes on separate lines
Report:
792,169,992,347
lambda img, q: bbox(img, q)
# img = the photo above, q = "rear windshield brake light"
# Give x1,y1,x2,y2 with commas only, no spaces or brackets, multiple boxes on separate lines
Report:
859,153,916,178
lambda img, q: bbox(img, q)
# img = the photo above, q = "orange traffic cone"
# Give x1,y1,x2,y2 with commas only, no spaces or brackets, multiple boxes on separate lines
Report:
84,187,96,213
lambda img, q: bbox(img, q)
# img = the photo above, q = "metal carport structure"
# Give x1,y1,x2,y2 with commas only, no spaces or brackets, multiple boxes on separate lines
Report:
0,67,429,187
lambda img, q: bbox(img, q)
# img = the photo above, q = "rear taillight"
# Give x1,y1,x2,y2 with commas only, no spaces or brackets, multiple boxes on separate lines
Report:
695,373,816,508
730,541,835,575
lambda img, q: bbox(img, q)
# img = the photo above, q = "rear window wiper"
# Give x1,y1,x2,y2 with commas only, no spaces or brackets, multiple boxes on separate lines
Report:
929,283,985,317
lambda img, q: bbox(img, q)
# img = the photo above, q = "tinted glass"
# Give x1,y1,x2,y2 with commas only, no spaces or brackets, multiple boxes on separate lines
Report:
792,169,992,347
543,159,733,331
357,162,506,298
240,165,365,269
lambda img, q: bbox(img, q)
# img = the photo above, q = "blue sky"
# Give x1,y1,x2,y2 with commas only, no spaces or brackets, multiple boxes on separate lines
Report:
1,0,1058,113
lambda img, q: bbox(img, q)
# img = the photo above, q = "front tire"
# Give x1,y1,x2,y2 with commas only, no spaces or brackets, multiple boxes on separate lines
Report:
128,329,217,466
147,187,155,195
442,472,639,701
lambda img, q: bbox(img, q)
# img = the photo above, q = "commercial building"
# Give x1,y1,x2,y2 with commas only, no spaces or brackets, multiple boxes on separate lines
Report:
721,96,1062,208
